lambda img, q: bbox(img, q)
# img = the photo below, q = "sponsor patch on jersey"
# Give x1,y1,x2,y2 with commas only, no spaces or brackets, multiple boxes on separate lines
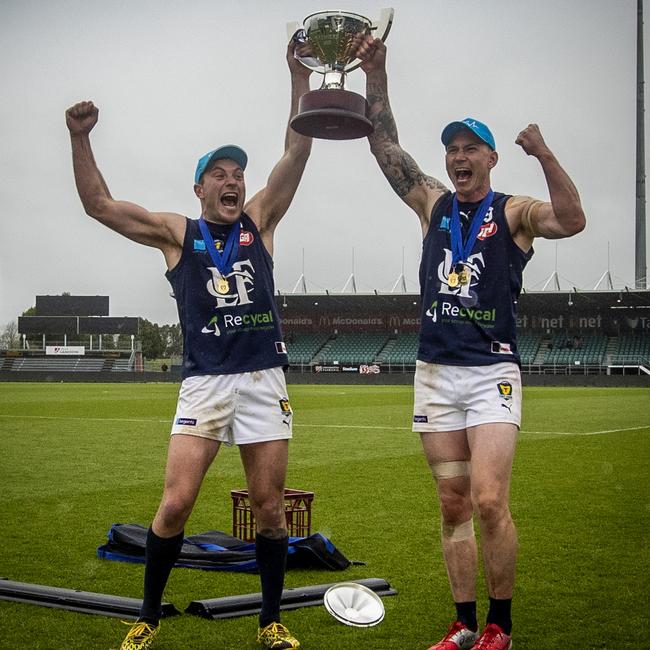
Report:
239,230,254,246
491,341,513,354
275,341,287,354
477,221,498,240
497,381,513,399
279,399,292,415
439,215,451,231
413,414,429,423
175,417,197,426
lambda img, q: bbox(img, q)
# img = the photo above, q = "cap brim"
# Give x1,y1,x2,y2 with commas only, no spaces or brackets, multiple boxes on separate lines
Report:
207,145,248,171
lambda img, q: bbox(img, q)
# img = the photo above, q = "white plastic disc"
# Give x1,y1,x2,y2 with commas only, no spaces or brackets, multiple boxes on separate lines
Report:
323,582,385,627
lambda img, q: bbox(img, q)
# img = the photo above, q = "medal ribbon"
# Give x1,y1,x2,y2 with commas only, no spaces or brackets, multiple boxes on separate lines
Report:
198,216,241,278
450,189,494,267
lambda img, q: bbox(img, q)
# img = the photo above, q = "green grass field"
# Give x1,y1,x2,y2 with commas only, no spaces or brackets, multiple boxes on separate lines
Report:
0,383,648,649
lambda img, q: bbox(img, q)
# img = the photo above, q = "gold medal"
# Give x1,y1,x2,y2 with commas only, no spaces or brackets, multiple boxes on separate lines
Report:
458,266,471,285
448,271,459,288
216,276,230,295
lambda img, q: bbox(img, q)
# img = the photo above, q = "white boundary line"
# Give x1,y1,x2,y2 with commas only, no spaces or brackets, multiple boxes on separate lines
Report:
524,425,650,436
0,414,648,436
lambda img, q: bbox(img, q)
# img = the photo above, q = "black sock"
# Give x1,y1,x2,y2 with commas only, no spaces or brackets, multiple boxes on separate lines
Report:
139,527,184,623
256,532,288,628
455,601,478,631
486,597,512,635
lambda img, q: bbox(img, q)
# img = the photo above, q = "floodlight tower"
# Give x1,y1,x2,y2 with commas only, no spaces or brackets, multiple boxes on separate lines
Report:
636,0,647,288
291,248,308,294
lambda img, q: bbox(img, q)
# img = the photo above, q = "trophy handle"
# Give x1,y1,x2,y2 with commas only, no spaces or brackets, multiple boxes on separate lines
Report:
287,22,324,72
286,21,301,42
343,7,394,73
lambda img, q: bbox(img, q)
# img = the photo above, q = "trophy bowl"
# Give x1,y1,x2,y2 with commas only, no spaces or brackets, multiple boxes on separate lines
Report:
289,8,394,140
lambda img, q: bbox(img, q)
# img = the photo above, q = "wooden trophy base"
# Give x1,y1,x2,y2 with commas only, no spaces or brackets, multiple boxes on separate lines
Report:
290,89,373,140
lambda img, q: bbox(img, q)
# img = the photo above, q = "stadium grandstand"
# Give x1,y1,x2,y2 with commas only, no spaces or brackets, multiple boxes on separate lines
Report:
1,290,649,382
1,295,141,377
278,290,650,378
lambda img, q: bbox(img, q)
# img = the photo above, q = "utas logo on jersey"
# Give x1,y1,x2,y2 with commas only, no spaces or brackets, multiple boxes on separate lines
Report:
437,249,485,295
206,260,255,307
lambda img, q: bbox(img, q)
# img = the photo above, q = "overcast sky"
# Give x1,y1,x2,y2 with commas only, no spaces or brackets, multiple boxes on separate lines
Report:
0,0,648,326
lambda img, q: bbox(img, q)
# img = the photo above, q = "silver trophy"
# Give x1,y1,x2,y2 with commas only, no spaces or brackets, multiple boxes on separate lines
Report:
288,8,394,140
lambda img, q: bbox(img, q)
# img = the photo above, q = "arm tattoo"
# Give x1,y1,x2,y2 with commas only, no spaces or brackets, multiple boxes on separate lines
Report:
382,146,448,199
367,83,398,146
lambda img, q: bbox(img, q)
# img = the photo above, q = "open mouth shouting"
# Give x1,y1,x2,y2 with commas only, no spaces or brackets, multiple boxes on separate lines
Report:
454,167,473,184
220,191,239,208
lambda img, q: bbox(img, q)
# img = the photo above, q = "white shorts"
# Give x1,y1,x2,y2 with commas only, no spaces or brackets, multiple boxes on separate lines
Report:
170,367,293,445
412,360,522,432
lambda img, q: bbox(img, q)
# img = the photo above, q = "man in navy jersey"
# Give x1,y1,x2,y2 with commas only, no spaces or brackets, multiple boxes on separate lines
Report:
355,38,585,650
65,41,311,650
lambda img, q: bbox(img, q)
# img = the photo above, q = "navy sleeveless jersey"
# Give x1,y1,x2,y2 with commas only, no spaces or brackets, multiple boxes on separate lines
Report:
418,191,533,366
166,213,288,378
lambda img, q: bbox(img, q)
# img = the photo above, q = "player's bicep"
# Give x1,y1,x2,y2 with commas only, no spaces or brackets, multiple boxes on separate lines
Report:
508,195,544,237
95,199,184,249
515,196,566,239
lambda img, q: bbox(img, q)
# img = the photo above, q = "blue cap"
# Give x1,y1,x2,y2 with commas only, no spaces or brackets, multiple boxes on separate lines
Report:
441,118,496,150
194,145,248,184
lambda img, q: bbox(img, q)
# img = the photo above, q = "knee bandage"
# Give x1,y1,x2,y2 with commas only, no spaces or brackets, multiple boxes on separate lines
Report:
431,460,470,480
441,518,475,542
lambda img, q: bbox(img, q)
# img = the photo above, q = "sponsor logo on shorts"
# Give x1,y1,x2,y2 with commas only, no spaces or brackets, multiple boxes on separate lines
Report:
413,415,429,423
497,381,513,399
497,381,514,412
279,398,292,427
175,417,197,426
